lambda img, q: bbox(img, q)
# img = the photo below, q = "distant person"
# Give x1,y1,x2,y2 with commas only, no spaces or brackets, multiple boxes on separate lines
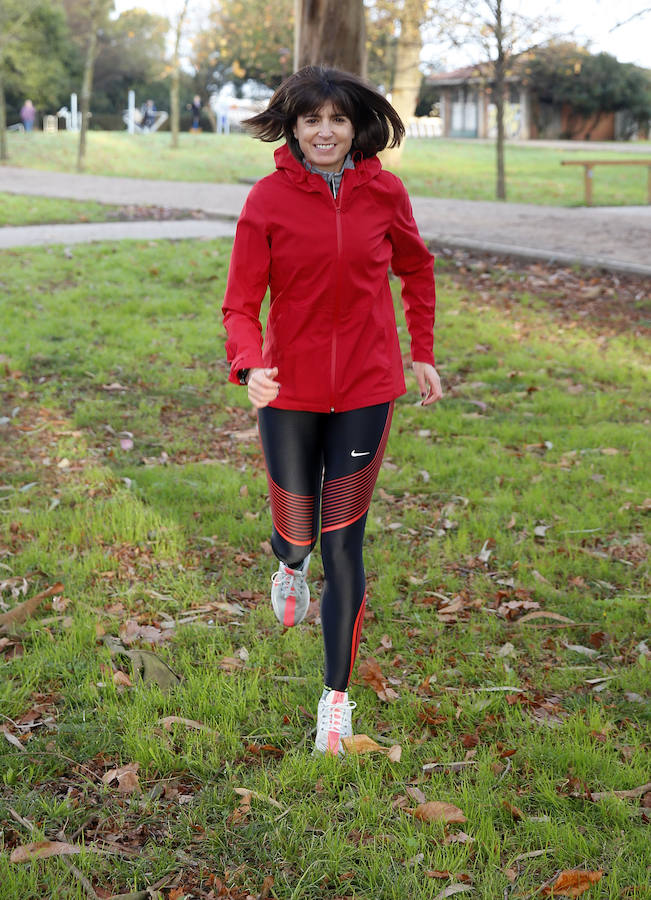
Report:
20,99,36,132
188,94,201,130
222,66,441,757
141,99,156,130
216,96,229,134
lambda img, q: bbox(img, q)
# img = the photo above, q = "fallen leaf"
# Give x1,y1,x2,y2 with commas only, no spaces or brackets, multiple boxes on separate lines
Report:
502,800,525,819
342,734,383,754
158,716,212,732
219,656,245,673
410,801,467,824
541,869,603,896
358,656,399,702
112,670,132,687
104,636,181,692
388,743,402,763
406,786,428,804
2,727,26,751
10,840,82,863
102,762,141,794
0,582,64,632
433,883,474,899
259,874,274,899
517,610,575,625
562,641,599,657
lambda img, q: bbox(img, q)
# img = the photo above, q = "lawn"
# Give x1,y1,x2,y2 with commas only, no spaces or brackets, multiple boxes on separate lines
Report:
0,239,649,900
4,130,651,206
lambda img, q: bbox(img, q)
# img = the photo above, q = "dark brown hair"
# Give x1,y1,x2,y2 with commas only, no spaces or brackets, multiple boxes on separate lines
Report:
244,66,405,160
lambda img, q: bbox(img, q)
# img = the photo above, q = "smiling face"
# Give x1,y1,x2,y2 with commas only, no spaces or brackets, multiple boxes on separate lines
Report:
292,101,355,173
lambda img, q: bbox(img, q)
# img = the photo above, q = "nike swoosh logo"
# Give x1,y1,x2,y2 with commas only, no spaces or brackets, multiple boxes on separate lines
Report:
351,450,370,457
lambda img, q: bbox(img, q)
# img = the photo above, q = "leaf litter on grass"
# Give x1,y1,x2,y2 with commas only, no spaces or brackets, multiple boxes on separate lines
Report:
1,242,649,899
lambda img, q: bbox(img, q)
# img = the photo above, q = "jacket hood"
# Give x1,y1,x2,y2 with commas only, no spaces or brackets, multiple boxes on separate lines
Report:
273,142,382,191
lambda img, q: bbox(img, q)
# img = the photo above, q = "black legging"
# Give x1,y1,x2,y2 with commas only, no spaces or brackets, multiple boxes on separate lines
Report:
257,402,394,691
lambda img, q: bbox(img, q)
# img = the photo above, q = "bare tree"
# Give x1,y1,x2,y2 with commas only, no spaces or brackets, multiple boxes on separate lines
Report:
77,0,113,172
450,0,557,200
170,0,190,149
295,0,367,76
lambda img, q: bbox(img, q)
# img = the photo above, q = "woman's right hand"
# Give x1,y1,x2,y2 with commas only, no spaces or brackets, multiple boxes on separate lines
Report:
247,366,281,409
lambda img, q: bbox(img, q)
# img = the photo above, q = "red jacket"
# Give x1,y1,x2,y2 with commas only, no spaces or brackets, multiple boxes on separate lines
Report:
222,143,436,413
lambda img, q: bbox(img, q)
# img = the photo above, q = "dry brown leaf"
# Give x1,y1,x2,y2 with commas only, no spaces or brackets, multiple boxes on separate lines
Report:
406,786,428,804
219,656,245,673
358,656,399,702
10,840,82,863
0,582,64,632
102,762,141,794
388,743,402,763
502,800,525,820
2,727,26,751
433,884,474,899
541,869,603,896
444,830,474,844
158,715,210,732
112,670,132,687
411,801,467,824
259,875,274,899
342,734,383,754
517,610,576,624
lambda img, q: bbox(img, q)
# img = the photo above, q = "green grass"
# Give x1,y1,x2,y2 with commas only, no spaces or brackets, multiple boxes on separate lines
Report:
4,130,651,206
0,192,127,227
0,240,649,899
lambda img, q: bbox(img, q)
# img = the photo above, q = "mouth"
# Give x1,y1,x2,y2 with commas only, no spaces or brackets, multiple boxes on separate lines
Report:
314,143,335,150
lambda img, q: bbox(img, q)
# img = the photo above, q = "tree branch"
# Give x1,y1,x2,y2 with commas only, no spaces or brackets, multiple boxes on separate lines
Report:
609,7,651,31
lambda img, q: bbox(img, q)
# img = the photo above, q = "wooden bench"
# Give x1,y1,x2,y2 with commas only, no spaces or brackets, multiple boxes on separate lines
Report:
560,159,651,205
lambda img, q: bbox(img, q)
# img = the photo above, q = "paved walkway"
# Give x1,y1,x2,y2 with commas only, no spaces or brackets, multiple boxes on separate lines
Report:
1,165,650,276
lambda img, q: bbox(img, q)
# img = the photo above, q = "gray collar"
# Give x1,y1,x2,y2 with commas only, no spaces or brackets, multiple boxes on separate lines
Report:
303,153,354,197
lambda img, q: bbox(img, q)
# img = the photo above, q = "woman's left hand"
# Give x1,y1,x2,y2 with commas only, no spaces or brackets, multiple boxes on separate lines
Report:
412,362,443,406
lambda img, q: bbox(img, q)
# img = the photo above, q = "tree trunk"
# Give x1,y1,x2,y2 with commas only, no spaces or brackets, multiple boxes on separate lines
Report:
170,0,189,149
0,67,8,161
382,0,426,168
296,0,366,76
171,66,180,148
77,20,98,172
493,0,506,200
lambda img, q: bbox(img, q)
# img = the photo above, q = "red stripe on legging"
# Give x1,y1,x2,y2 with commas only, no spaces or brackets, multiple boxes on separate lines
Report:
347,592,367,684
267,474,316,545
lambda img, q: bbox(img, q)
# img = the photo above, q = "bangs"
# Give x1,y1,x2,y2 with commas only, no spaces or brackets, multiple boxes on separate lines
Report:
292,84,357,123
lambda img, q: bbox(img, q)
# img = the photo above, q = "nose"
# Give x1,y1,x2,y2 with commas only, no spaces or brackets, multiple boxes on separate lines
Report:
318,120,334,136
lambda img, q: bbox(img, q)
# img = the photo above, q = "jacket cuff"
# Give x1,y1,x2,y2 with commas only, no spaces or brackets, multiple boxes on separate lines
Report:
229,356,264,385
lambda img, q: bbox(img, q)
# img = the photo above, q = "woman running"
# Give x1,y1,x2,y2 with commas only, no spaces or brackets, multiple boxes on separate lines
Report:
222,66,441,756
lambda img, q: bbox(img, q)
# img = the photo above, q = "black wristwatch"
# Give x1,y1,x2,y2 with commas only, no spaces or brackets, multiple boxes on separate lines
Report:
237,368,250,385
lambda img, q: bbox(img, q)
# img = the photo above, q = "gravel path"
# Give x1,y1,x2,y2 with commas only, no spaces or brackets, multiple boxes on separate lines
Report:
1,165,649,275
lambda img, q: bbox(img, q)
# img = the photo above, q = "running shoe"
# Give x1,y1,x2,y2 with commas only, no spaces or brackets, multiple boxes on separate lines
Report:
270,554,311,627
313,689,356,756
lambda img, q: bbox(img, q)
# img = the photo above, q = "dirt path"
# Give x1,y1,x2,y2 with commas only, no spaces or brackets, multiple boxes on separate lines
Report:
1,165,650,276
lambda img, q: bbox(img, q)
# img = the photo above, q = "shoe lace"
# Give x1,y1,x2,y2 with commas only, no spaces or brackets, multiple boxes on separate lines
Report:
320,697,357,735
271,567,297,597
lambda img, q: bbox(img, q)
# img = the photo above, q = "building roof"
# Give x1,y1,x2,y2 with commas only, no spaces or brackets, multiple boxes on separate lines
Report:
428,55,530,87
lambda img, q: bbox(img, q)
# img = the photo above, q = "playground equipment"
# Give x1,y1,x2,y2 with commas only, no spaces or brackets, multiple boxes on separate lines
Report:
123,90,168,133
56,93,81,131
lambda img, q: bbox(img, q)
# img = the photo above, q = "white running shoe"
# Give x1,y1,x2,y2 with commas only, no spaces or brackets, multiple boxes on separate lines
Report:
313,689,356,756
270,554,311,627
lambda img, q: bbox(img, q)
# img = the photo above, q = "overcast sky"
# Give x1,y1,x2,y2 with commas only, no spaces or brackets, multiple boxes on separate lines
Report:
112,0,649,69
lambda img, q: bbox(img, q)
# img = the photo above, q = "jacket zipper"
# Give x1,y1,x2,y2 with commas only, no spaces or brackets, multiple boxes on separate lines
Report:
330,180,344,412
